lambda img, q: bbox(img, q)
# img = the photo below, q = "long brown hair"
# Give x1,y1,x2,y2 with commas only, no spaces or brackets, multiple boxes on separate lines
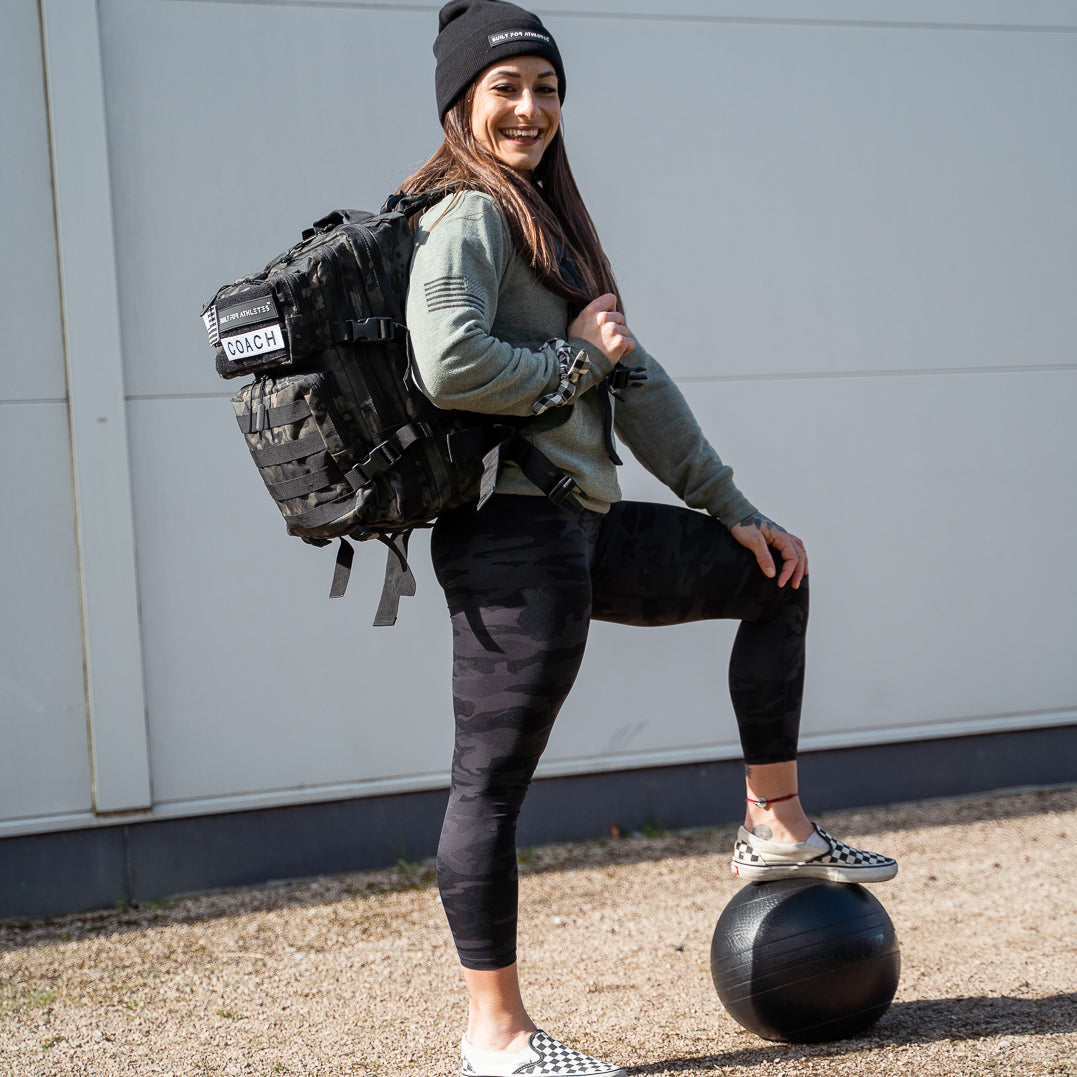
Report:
400,85,621,312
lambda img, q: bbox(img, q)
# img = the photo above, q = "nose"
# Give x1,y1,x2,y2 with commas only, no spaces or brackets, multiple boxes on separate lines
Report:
515,90,539,120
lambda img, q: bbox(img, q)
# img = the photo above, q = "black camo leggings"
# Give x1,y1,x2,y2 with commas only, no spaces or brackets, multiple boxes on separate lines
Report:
431,495,809,970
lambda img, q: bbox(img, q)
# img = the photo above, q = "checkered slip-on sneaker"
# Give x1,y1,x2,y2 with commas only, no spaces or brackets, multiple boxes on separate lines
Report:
461,1030,626,1077
731,824,898,883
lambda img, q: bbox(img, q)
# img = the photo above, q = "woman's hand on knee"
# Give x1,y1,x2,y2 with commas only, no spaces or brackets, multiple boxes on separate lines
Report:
567,294,635,366
730,513,808,589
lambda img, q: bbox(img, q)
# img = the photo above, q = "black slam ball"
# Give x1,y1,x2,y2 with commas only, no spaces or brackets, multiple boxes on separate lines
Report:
710,879,900,1043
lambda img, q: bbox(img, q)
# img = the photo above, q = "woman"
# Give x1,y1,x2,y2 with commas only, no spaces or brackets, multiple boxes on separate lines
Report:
402,4,898,1075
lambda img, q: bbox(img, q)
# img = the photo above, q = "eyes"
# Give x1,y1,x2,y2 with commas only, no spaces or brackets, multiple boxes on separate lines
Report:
488,80,558,98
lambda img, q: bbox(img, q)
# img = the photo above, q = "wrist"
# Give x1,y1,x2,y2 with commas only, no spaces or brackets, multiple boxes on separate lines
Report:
568,336,615,379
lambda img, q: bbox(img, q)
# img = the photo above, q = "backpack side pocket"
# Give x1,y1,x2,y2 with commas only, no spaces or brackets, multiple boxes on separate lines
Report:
232,371,363,541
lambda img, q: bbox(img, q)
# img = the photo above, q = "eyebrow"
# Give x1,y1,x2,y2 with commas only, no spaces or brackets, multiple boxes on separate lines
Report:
487,67,557,81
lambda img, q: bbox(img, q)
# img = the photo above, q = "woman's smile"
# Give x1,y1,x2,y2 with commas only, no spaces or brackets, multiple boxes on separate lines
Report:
501,126,542,142
470,56,560,175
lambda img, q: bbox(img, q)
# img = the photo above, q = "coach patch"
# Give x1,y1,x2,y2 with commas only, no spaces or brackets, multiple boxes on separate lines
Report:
220,323,287,363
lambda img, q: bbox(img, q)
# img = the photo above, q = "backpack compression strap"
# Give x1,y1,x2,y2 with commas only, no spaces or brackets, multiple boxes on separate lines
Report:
328,532,416,626
334,426,585,626
595,365,649,466
503,432,585,507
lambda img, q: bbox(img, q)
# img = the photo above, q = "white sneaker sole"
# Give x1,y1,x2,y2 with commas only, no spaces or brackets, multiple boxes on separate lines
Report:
731,858,899,883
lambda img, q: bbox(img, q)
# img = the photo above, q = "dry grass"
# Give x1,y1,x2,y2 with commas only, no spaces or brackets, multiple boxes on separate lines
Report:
1,786,1075,1076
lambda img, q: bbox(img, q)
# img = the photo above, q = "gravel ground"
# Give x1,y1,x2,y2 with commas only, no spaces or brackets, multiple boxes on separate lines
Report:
2,786,1075,1076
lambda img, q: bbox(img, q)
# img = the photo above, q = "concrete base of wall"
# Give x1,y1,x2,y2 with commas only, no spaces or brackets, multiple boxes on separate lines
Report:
3,725,1074,921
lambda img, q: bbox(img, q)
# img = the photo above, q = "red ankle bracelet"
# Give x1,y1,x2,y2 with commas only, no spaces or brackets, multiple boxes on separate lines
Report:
745,791,799,809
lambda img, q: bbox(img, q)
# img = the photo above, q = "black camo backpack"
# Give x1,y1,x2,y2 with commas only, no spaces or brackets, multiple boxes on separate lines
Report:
202,190,578,625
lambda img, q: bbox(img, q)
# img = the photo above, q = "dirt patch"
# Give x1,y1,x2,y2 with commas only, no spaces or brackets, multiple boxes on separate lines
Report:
2,786,1074,1075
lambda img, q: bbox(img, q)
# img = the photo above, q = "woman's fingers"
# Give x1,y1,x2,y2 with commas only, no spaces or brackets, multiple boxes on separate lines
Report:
567,294,633,363
607,328,635,360
789,536,808,589
733,524,776,579
731,515,808,589
586,293,618,314
597,308,634,359
771,531,807,589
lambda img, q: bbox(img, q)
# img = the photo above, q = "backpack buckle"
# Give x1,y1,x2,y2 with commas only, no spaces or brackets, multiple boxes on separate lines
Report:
606,364,648,399
350,422,432,486
546,474,582,507
352,439,401,484
338,317,400,343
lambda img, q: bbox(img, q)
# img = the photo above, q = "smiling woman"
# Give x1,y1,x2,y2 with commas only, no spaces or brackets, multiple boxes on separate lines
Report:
402,2,614,312
390,3,894,1076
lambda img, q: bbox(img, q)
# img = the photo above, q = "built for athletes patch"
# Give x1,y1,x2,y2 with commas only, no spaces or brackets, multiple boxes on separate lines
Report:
214,290,280,334
488,29,552,49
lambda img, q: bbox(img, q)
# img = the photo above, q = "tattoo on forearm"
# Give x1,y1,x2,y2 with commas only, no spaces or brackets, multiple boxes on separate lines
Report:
738,513,788,535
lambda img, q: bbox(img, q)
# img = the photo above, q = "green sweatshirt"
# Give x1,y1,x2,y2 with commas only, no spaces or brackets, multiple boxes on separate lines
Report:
405,190,756,526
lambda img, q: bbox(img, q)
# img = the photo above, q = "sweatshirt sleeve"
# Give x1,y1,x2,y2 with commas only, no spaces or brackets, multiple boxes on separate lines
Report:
406,192,610,417
613,344,756,527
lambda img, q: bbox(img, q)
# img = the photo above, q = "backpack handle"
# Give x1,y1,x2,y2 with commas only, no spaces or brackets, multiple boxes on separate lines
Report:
381,187,456,219
302,209,373,240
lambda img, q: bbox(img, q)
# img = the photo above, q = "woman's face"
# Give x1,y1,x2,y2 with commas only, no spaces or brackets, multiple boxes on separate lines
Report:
469,55,560,176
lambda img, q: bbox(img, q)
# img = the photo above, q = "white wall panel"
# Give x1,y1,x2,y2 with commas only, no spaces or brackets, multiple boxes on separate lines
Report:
561,16,1077,381
120,1,1074,808
41,0,152,814
0,2,67,402
104,2,1077,400
127,359,1077,807
98,0,443,401
550,368,1077,769
0,6,92,828
127,397,455,807
0,406,92,823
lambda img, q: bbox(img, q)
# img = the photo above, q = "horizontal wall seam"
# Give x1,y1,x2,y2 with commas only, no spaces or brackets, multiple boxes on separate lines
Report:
677,364,1077,386
167,1,1077,34
127,364,1077,403
547,11,1077,34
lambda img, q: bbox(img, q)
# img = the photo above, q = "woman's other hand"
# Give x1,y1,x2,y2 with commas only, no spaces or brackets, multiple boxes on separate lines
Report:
567,294,635,366
730,513,808,589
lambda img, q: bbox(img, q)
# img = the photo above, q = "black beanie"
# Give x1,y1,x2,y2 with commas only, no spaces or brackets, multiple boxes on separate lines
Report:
434,0,565,122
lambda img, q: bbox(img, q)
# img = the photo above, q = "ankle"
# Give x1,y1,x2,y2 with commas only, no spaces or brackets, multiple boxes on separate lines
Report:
463,961,535,1053
743,797,814,844
465,1022,536,1054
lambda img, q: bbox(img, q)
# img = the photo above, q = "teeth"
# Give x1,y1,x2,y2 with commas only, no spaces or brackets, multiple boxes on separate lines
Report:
503,128,539,139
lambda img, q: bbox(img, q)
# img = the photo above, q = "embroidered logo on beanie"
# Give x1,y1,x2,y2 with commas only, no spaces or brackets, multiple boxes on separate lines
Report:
487,28,553,48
